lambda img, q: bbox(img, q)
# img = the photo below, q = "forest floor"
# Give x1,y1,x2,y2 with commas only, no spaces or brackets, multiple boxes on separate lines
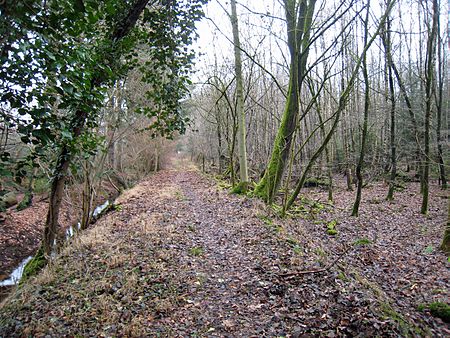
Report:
0,155,448,337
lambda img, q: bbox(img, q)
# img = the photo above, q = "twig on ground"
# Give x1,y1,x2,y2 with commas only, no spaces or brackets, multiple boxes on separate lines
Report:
279,245,352,279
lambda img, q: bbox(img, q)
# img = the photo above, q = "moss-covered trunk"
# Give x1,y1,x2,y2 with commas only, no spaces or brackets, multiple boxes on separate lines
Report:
254,0,315,203
253,75,299,202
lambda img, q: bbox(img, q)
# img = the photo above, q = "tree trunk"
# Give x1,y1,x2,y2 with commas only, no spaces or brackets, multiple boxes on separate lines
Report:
383,15,397,201
254,0,316,203
43,110,87,255
230,0,249,192
421,0,438,215
435,20,447,190
41,0,150,257
351,1,371,217
80,163,93,231
284,0,396,213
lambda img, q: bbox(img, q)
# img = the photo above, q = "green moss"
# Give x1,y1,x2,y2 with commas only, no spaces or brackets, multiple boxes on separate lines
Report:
16,192,33,211
188,246,204,257
257,213,283,233
303,177,328,188
353,238,372,246
0,191,17,209
254,129,285,203
314,247,326,257
428,302,450,323
287,204,308,217
21,246,47,283
286,236,298,246
417,304,426,312
327,220,337,229
231,181,250,194
311,201,325,214
423,245,434,254
34,177,50,193
380,302,419,336
112,203,122,211
292,245,302,255
257,214,273,225
253,180,269,201
326,220,338,235
337,271,348,281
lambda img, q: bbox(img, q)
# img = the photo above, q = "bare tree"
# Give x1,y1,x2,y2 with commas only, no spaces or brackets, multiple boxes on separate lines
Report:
421,0,438,215
230,0,249,192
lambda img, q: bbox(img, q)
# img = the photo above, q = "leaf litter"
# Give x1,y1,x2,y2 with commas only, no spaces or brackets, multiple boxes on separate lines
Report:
0,158,448,336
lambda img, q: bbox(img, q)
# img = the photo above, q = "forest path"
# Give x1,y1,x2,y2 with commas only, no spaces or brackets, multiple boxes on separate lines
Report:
111,155,290,335
0,155,448,337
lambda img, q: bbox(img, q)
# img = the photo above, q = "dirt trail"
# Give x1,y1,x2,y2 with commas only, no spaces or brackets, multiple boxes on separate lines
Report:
0,156,448,337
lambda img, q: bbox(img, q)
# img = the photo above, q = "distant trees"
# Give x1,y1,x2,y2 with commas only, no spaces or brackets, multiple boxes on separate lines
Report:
188,0,447,218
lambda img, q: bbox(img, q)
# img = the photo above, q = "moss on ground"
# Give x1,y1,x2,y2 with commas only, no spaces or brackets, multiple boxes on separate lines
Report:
21,246,47,283
353,238,372,246
428,302,450,323
231,181,250,195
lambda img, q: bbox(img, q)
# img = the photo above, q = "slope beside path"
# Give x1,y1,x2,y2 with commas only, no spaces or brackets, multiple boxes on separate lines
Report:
0,156,448,336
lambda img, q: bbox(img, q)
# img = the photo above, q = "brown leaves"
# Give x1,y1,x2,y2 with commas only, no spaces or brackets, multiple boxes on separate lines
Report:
0,168,448,336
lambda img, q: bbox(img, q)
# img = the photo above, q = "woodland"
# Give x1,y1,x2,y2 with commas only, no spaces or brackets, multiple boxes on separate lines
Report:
0,0,449,336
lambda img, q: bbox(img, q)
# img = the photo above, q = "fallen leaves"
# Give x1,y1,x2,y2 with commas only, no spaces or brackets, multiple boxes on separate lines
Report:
0,159,448,336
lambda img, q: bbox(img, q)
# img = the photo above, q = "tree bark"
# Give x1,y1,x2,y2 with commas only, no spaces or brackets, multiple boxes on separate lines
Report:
230,0,249,191
421,0,438,215
382,14,397,201
254,0,316,203
284,0,396,213
351,0,371,217
435,20,447,190
42,0,151,256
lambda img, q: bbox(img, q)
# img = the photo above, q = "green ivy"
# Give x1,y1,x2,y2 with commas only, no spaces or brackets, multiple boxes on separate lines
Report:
1,0,208,182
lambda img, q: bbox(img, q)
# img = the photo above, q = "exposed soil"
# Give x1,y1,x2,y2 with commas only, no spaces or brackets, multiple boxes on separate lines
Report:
0,156,448,336
0,198,46,281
